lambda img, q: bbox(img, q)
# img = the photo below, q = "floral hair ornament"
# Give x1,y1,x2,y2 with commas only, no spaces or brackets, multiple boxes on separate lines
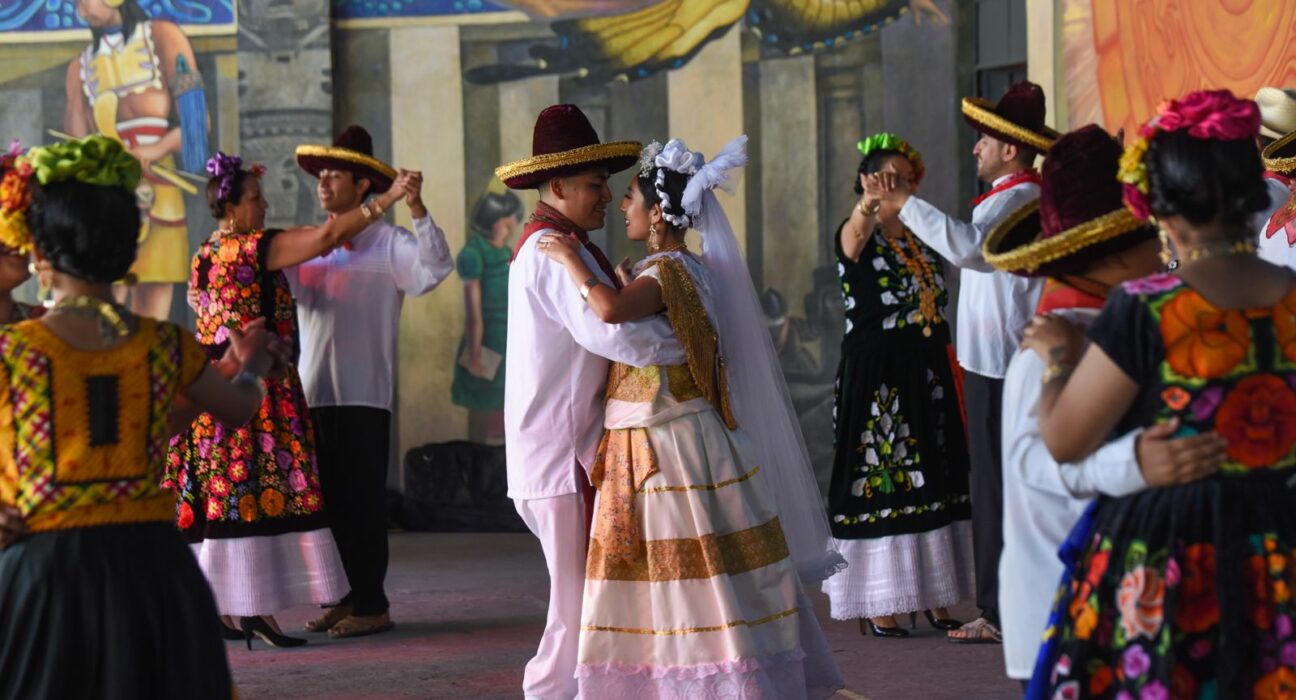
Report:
1118,90,1261,221
0,140,35,254
206,151,264,202
857,132,925,186
22,135,141,190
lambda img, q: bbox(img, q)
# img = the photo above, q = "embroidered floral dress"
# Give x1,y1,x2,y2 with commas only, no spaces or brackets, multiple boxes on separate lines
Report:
165,229,346,616
577,251,842,699
1030,274,1296,699
821,223,974,620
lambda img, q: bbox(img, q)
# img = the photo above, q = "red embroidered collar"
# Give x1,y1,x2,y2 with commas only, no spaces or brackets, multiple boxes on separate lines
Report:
1035,276,1109,315
972,169,1041,208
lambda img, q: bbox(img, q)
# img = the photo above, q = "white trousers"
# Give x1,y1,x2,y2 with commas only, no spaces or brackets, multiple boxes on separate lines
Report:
515,493,585,700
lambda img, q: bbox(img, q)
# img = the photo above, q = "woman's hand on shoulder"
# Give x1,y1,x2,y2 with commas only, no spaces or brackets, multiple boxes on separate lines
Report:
537,233,582,265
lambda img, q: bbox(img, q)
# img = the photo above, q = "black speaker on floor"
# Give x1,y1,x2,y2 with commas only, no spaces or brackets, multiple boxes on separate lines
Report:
399,441,526,532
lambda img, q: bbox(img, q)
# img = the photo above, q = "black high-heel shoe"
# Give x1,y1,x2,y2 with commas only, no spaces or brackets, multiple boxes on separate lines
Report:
859,617,910,638
924,609,964,631
239,616,308,650
219,622,244,641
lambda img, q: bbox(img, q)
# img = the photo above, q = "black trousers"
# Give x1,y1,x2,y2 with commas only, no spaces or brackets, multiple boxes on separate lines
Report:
963,371,1004,627
312,406,392,616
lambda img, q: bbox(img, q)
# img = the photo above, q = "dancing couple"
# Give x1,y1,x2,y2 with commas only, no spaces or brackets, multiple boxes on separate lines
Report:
501,104,843,700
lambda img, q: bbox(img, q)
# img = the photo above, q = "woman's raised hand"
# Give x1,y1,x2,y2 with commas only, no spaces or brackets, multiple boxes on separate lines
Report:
1021,314,1085,365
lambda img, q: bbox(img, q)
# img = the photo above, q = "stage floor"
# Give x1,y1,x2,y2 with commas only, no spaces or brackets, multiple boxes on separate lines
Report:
229,532,1021,699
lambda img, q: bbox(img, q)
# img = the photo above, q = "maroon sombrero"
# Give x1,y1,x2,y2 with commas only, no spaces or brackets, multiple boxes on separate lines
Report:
983,124,1156,277
495,104,640,190
962,81,1061,155
296,125,396,194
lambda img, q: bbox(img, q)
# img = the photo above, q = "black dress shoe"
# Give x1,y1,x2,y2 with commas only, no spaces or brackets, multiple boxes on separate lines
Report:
219,623,244,641
924,609,964,631
860,618,910,638
239,616,308,650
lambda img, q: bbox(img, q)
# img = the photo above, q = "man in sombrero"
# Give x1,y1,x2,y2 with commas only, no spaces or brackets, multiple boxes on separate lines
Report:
498,104,683,700
982,124,1226,684
867,80,1057,643
291,125,455,638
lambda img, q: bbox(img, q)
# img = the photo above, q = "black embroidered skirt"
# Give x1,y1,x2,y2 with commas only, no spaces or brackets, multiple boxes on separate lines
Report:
0,521,232,700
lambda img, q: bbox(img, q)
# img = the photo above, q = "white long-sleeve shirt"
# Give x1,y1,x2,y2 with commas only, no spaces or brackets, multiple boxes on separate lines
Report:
504,232,685,500
285,214,453,411
1257,176,1294,268
899,174,1043,378
998,307,1148,680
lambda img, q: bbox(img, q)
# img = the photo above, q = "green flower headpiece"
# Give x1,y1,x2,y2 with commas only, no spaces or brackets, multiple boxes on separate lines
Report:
22,135,141,190
857,132,925,186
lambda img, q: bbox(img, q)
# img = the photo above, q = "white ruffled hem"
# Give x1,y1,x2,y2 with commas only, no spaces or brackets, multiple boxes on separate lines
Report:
822,520,975,620
190,528,348,616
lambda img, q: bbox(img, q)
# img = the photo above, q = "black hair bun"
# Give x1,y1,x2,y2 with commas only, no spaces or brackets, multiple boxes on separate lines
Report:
28,180,139,284
1145,130,1268,227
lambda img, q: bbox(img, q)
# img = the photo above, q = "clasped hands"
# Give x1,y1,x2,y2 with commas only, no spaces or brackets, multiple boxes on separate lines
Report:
858,171,914,216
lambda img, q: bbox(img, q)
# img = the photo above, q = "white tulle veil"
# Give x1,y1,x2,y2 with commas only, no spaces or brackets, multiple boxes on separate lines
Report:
652,136,845,583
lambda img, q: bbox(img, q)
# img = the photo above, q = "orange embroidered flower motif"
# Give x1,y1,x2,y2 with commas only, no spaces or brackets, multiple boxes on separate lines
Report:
260,488,285,517
1255,667,1296,700
1159,290,1250,379
238,493,258,523
1161,387,1191,411
1071,600,1098,641
1174,543,1219,634
1214,375,1296,467
1117,565,1165,640
1273,286,1296,364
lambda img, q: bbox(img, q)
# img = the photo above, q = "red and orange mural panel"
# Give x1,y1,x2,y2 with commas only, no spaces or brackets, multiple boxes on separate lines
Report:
1064,0,1296,136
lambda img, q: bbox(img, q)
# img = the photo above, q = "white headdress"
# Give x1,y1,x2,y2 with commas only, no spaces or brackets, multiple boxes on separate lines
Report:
661,135,845,583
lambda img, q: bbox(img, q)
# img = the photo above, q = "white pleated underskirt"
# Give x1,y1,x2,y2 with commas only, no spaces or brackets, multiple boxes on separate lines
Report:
821,520,975,620
190,528,348,617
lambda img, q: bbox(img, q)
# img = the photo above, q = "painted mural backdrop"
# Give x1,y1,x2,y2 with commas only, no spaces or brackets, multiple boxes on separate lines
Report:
1063,0,1296,137
0,0,232,32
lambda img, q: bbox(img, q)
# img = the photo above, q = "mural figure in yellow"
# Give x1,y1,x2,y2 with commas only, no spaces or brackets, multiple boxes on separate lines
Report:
63,0,207,320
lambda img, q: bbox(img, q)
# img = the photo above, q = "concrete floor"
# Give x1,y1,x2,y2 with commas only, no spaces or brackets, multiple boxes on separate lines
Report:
229,532,1022,700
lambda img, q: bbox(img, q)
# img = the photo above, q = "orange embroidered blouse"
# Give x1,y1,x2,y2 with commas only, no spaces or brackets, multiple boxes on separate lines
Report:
0,318,208,532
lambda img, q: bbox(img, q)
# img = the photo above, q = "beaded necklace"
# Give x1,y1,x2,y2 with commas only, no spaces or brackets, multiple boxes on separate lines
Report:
881,227,940,337
49,296,132,344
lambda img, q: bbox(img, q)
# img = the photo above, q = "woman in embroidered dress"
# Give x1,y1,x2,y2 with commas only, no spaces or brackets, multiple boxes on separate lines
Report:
822,133,973,638
537,137,843,699
1022,91,1296,697
0,136,279,699
166,152,411,647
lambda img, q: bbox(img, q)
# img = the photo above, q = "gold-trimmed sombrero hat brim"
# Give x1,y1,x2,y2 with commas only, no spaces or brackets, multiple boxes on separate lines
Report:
495,141,642,190
296,145,398,193
1263,129,1296,175
962,97,1060,154
982,200,1151,277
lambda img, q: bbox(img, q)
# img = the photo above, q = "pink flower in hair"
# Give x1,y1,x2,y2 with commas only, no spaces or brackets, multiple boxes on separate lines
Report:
1155,90,1260,140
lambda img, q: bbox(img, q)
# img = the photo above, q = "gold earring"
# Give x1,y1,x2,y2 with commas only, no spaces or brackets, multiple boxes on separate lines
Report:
648,223,659,252
1158,227,1174,267
27,261,36,276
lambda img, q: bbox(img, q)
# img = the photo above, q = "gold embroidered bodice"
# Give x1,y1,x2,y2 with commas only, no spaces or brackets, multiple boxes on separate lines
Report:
604,254,736,430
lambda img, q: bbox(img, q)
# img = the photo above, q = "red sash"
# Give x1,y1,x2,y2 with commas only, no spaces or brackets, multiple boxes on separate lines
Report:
1263,173,1296,245
972,169,1041,208
1035,277,1110,315
511,201,622,290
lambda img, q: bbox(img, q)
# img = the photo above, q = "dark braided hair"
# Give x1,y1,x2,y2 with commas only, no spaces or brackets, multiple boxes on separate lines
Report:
1145,130,1270,230
28,180,139,284
634,167,691,229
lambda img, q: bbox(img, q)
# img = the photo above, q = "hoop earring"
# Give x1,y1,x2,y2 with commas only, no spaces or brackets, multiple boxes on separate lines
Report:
648,223,660,252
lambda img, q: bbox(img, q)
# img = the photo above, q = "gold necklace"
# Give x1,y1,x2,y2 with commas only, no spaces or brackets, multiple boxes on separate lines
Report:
882,228,940,337
651,241,688,255
1181,239,1257,262
50,296,132,344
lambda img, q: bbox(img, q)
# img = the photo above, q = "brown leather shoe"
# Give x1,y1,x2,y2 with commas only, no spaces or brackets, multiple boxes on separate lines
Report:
327,612,395,639
305,605,351,633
